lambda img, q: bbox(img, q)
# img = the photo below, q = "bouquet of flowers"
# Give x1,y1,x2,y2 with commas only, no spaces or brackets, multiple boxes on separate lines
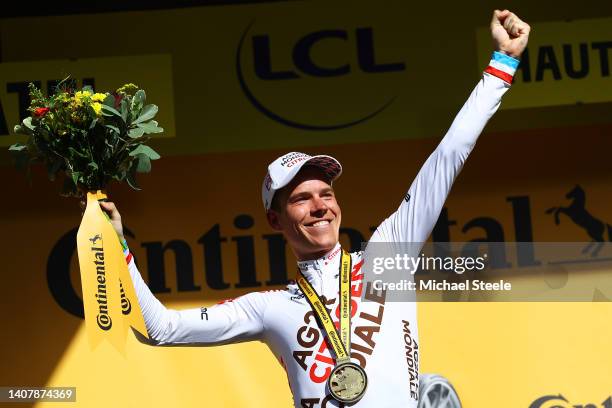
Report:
9,80,162,196
8,79,159,350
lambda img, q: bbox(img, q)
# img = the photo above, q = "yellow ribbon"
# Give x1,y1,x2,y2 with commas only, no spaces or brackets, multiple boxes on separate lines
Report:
297,250,352,363
76,191,148,352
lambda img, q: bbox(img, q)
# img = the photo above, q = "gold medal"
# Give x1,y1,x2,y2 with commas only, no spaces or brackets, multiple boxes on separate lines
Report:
328,361,368,403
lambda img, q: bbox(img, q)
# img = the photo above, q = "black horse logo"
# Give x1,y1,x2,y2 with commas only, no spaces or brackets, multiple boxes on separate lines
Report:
89,234,102,246
546,185,611,256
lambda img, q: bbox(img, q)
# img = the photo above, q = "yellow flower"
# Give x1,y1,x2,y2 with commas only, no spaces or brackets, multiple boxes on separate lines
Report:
116,83,139,95
73,90,92,106
91,102,102,116
91,93,107,102
56,92,71,103
75,90,92,98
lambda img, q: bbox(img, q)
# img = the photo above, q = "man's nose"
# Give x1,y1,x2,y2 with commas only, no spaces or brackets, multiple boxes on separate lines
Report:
311,196,328,215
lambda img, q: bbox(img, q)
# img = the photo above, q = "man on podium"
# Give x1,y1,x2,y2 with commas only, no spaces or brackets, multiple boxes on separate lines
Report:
100,10,530,407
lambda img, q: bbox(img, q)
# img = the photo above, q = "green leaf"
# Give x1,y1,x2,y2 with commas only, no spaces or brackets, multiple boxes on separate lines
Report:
130,90,145,118
120,98,128,122
101,105,121,117
8,143,27,151
112,169,125,181
71,171,82,186
23,117,34,130
88,161,99,171
135,153,151,173
82,85,94,93
103,94,115,107
126,169,141,190
105,124,120,134
68,147,89,158
103,136,114,150
128,127,145,138
89,118,98,130
136,120,164,134
129,144,160,160
13,124,32,136
132,104,158,124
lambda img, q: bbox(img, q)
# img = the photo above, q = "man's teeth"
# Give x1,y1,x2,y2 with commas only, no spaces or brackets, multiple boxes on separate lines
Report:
311,220,330,227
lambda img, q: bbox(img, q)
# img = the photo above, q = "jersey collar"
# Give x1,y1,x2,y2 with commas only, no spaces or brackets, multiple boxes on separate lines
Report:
297,242,343,277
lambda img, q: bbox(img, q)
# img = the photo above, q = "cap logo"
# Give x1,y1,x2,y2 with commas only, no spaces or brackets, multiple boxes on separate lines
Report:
280,152,310,168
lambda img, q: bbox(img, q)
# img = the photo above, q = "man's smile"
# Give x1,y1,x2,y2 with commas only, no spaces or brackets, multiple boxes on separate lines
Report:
304,218,334,228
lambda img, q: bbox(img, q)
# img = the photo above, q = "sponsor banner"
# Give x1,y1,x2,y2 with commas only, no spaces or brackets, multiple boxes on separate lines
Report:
529,395,612,408
0,54,175,146
0,4,553,157
1,7,414,152
477,17,612,109
1,126,612,406
76,191,149,352
2,7,611,158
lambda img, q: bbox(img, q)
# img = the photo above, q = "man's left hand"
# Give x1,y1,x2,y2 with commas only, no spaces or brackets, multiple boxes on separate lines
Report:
490,10,530,58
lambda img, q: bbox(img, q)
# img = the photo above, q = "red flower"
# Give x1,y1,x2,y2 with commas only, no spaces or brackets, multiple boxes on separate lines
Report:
113,93,122,109
34,107,50,117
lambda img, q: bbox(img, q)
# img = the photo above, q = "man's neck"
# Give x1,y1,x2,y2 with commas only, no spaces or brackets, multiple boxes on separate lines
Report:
295,243,340,262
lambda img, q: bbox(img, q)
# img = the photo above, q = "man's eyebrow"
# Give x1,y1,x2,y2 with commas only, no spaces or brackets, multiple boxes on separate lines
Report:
288,191,311,200
288,186,334,201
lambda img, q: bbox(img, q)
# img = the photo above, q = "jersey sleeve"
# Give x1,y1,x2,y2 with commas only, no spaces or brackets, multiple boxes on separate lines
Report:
124,249,270,346
370,51,519,244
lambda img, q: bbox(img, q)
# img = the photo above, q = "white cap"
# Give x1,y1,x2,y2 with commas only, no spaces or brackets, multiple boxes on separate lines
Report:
262,152,342,210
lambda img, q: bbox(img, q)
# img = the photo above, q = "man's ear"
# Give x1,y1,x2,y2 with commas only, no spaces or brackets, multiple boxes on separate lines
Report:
266,210,283,231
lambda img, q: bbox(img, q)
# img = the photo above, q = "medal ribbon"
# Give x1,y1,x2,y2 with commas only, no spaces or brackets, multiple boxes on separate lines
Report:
297,250,352,363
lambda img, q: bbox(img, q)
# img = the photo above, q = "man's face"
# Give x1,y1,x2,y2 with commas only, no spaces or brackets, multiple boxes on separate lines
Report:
267,166,341,261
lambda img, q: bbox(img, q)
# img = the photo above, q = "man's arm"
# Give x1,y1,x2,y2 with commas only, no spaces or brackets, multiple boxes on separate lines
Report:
125,248,269,346
100,201,270,346
370,10,530,245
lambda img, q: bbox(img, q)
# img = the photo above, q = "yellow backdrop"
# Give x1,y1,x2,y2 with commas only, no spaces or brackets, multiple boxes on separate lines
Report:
1,2,611,407
2,125,612,407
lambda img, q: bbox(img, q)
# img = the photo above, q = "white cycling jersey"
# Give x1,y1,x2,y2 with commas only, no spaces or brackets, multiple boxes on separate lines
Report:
125,52,517,408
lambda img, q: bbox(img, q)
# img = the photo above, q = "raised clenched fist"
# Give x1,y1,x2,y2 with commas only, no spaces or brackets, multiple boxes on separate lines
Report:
490,10,530,58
